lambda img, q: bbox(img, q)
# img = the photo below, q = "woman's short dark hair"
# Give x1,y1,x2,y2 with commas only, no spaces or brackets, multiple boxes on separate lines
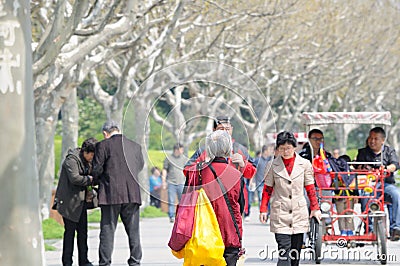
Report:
276,131,297,148
81,137,98,153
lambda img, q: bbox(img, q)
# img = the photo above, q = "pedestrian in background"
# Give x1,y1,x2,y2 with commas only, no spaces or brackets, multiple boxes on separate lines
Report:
162,143,187,223
149,166,162,208
53,137,98,266
92,121,144,266
254,144,274,205
333,148,340,159
260,131,321,266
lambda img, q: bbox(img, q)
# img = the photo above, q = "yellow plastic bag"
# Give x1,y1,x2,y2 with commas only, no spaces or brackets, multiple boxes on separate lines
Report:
172,188,225,266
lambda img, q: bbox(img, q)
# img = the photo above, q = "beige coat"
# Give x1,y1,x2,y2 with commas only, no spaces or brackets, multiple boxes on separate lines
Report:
265,154,314,234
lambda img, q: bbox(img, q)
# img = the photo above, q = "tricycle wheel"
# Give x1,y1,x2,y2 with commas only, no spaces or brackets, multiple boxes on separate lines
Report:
376,220,387,265
310,217,323,264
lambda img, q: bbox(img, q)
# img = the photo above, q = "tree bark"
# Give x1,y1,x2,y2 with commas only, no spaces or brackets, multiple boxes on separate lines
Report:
132,99,150,205
61,88,79,168
0,1,44,264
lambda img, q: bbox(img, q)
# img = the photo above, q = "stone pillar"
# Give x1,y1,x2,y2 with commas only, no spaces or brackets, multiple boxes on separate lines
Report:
0,1,44,265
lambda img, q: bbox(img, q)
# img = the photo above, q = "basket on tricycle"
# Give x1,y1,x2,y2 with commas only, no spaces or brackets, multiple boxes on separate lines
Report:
302,112,392,265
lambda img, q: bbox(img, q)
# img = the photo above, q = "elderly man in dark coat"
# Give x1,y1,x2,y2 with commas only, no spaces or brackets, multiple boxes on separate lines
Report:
92,121,144,266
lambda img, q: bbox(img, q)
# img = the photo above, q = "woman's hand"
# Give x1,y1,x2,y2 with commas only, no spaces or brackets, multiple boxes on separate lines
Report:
259,212,269,224
310,209,322,223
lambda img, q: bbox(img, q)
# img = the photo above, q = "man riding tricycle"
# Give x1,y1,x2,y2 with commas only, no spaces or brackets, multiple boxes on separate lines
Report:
302,111,399,265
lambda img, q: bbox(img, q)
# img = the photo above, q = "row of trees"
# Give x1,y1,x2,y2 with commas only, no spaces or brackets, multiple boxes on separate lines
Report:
30,0,400,214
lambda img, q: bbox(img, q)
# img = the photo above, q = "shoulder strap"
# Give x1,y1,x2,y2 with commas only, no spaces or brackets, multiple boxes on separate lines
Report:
209,163,242,241
182,162,203,194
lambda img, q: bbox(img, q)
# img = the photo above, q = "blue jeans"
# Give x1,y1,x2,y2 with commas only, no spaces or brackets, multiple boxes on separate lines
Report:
245,179,254,217
256,185,270,213
361,183,400,231
382,183,400,230
168,183,184,219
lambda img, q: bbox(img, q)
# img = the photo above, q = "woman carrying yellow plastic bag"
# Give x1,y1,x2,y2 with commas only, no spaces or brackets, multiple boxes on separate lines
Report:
172,188,226,266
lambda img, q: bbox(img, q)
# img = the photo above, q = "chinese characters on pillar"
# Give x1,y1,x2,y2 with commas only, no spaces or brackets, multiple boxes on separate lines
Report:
0,1,22,95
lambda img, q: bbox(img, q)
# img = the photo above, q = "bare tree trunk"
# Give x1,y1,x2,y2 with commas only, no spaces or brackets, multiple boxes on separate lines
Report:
389,120,400,153
0,0,44,264
133,100,150,205
35,98,59,218
60,88,79,170
334,125,346,154
35,78,74,218
343,124,359,156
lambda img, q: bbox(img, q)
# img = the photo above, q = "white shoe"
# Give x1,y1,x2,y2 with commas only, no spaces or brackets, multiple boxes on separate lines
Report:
244,216,250,222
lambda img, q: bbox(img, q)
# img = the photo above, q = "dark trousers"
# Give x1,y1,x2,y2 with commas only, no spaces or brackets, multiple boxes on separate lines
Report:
223,247,240,266
150,190,161,208
62,206,89,266
275,233,303,266
99,203,142,266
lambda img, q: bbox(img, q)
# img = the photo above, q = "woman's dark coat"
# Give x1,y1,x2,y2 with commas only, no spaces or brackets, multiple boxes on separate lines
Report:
53,148,93,222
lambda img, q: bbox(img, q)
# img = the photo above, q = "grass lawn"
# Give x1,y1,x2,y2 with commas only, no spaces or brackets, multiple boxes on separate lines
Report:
42,218,64,240
44,243,57,251
140,206,168,218
42,218,64,251
147,150,166,172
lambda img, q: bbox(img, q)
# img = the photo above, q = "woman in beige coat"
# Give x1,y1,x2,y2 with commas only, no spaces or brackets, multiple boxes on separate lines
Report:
259,131,321,266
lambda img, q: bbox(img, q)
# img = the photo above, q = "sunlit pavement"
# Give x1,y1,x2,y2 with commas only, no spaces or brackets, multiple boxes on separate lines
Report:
46,205,400,266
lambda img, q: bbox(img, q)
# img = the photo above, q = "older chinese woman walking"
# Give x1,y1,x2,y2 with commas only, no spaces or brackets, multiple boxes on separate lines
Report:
260,131,321,266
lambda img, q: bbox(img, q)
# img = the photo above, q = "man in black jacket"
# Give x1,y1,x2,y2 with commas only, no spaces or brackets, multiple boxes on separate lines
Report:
356,126,400,241
92,121,145,266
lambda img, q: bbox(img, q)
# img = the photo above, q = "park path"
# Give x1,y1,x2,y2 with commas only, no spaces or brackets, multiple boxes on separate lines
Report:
46,206,400,266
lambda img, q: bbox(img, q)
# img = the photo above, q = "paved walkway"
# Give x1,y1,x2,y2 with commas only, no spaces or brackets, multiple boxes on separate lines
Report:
46,207,400,266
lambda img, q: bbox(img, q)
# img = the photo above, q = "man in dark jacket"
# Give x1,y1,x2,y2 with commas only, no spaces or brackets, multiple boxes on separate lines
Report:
299,129,331,161
54,137,98,266
356,126,400,241
92,121,144,266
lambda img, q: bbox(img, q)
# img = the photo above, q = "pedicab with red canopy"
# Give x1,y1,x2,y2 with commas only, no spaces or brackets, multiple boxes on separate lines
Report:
302,111,392,265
